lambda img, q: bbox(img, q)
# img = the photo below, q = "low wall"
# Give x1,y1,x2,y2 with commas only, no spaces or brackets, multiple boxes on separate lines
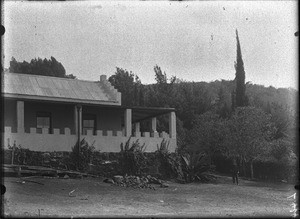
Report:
3,127,177,152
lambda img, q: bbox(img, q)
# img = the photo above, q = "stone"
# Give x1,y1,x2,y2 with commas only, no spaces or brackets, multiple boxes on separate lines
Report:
63,174,69,179
113,175,123,183
149,177,161,184
135,177,141,184
160,183,169,188
140,177,148,184
103,178,114,184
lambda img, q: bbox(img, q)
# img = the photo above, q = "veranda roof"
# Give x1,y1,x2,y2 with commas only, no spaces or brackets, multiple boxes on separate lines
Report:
130,106,175,123
75,105,175,123
2,72,120,105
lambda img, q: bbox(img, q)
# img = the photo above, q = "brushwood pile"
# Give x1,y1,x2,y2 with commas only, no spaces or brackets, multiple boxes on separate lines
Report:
103,175,169,190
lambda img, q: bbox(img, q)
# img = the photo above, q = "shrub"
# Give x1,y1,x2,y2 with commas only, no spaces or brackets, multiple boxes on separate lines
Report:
155,139,184,180
181,152,212,183
5,141,43,166
119,137,147,176
70,138,97,171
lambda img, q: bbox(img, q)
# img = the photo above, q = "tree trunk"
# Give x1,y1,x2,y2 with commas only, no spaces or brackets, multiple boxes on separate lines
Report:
238,155,243,176
242,156,247,177
250,160,254,179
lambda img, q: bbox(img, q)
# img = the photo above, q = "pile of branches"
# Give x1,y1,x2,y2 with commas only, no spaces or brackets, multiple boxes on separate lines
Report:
104,175,168,189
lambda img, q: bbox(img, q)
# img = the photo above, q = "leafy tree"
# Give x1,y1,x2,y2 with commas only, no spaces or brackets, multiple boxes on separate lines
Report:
268,138,298,181
138,84,145,106
234,30,248,107
269,138,293,161
151,65,177,107
270,103,295,140
9,57,76,79
223,107,276,179
213,85,231,118
175,118,187,154
108,67,143,107
173,82,214,130
188,111,228,156
154,65,168,84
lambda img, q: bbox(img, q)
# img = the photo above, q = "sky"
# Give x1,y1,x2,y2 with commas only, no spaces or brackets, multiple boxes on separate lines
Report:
3,1,298,89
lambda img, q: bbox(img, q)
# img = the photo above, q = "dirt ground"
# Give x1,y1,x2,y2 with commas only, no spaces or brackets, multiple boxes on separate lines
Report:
2,174,297,217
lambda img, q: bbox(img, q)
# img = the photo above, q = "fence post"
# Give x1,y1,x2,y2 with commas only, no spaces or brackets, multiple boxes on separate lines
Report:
11,140,17,165
11,148,14,165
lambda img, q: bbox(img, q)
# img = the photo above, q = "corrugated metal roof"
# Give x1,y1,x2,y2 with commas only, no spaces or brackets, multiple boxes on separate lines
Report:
2,72,121,105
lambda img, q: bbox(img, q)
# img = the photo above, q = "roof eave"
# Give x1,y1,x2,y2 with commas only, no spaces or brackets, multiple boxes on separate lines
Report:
2,93,121,106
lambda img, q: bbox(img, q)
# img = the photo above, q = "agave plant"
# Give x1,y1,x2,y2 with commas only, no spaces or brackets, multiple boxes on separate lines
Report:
154,139,185,180
156,138,170,154
119,137,147,176
120,137,146,153
181,152,211,183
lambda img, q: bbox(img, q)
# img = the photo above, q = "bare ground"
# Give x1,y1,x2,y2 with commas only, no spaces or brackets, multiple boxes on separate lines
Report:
2,174,296,217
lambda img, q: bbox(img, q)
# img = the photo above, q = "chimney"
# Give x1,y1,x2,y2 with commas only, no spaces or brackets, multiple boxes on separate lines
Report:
100,75,107,81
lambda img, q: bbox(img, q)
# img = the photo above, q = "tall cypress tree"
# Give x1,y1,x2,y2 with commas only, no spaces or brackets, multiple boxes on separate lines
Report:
234,29,247,107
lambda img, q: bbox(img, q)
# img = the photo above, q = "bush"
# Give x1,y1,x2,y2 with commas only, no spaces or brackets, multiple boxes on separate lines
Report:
5,141,44,166
119,137,147,176
253,156,297,182
211,152,233,174
155,139,184,180
70,138,97,171
181,152,212,183
252,139,298,182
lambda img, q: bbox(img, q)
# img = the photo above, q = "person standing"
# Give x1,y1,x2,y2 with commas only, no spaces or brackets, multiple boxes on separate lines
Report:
231,159,239,185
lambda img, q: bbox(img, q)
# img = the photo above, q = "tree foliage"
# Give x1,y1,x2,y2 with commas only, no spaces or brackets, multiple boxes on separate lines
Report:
223,107,275,162
151,65,177,107
188,107,294,179
269,103,295,140
108,65,297,170
108,67,143,107
9,56,76,79
105,31,297,181
188,111,228,156
234,30,248,107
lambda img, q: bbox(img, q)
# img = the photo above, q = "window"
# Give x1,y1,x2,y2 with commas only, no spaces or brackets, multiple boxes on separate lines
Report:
82,114,96,135
36,112,52,133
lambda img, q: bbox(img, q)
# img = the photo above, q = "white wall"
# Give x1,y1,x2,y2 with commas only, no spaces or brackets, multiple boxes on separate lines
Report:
3,127,176,153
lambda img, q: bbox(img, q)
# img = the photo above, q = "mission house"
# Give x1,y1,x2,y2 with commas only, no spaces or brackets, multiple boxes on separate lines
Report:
2,72,177,152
